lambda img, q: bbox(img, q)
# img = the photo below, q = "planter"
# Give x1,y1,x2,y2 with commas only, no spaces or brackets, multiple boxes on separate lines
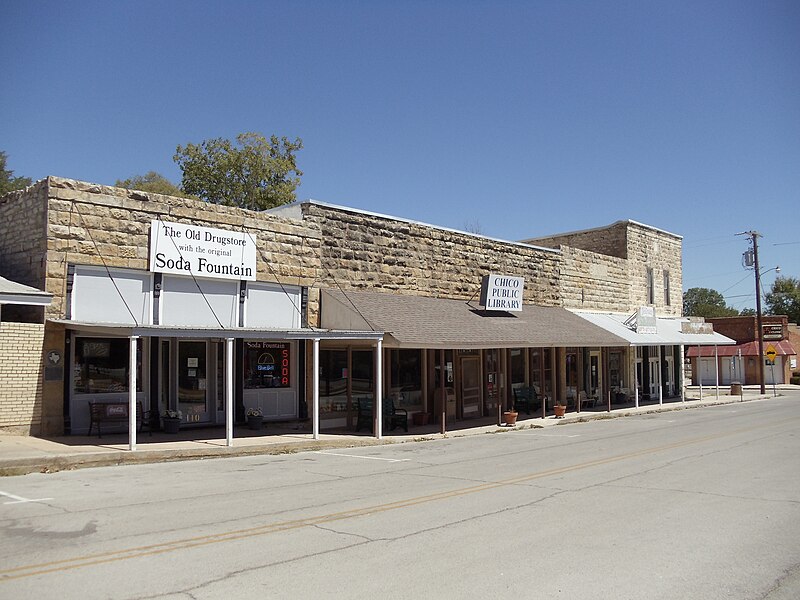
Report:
503,411,518,426
162,417,181,434
412,412,430,426
553,404,566,418
247,415,264,430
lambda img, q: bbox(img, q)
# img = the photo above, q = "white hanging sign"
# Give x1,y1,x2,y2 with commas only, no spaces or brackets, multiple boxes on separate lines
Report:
149,220,257,281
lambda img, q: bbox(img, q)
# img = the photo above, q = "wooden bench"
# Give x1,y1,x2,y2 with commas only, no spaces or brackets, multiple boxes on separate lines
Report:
513,386,541,415
88,401,151,438
355,397,408,433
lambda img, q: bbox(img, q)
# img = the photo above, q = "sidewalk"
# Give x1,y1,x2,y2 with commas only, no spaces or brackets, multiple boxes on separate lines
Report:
0,385,791,476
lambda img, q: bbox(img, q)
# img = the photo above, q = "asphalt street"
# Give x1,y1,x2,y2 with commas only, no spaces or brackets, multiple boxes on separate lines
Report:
1,392,798,599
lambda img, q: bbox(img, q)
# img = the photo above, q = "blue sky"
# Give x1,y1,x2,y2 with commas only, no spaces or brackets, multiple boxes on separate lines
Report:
2,0,798,311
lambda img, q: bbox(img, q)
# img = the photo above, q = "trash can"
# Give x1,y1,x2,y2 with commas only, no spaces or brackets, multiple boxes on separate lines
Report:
730,382,742,396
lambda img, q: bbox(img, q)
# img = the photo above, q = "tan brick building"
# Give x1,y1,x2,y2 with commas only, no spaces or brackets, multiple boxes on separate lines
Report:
1,177,729,441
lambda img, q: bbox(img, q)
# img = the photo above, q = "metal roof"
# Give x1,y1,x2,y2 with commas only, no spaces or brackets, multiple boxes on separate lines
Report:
571,311,736,346
0,275,52,306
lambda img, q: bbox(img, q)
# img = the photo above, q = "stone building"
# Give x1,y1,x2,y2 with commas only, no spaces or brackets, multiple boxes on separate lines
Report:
0,177,729,441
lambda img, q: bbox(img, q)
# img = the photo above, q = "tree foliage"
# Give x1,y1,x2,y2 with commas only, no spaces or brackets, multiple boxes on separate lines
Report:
683,287,740,318
115,171,194,198
0,151,33,195
765,276,800,323
173,132,303,210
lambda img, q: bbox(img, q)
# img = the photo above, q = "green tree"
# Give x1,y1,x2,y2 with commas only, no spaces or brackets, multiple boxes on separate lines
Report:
0,151,33,195
174,132,303,210
765,276,800,323
115,171,194,198
683,287,740,318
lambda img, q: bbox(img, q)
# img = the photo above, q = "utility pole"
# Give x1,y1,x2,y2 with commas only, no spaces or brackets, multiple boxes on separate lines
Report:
739,231,766,394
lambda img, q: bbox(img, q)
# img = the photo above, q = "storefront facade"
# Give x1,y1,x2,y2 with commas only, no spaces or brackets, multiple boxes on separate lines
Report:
1,177,730,439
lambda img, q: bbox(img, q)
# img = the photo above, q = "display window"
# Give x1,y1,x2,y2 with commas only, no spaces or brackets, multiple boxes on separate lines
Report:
389,349,422,411
73,337,143,394
244,342,291,389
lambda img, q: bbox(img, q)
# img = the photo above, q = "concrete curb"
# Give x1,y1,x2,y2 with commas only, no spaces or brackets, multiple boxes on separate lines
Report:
0,392,779,476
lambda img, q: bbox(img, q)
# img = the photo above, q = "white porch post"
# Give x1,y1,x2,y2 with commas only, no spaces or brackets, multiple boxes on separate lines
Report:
313,338,320,441
698,345,703,401
714,344,720,400
375,338,383,440
128,335,139,452
634,347,639,409
226,337,234,447
658,345,663,406
680,344,686,403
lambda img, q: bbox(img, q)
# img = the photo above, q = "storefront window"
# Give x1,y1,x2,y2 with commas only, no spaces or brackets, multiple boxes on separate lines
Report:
389,349,422,411
320,349,348,418
352,350,373,400
565,348,578,403
244,342,290,389
510,348,525,387
73,337,142,394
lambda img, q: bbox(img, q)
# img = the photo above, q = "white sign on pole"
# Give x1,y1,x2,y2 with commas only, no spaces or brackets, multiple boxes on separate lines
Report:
149,220,257,281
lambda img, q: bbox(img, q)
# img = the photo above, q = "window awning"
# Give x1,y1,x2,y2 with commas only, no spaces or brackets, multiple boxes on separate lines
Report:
0,275,52,307
320,290,630,349
570,311,736,346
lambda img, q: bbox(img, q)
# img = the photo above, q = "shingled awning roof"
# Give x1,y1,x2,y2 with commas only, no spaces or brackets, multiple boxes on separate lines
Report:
321,289,629,349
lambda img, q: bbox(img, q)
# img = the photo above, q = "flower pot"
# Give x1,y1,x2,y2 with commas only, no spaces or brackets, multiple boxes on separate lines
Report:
554,404,566,418
162,417,181,434
503,411,518,426
247,415,263,430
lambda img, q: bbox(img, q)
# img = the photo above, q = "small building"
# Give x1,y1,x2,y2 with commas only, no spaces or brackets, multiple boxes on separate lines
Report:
686,315,797,385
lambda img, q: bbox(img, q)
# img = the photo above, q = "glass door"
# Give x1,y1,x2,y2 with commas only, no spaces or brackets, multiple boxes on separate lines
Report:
178,341,209,424
461,356,481,419
648,355,660,398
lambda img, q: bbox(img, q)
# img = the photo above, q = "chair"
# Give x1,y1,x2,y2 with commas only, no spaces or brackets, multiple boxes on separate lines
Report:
513,386,539,415
355,397,408,433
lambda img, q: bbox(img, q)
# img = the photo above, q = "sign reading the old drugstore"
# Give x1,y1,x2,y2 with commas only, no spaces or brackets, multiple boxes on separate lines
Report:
149,220,257,281
480,274,524,312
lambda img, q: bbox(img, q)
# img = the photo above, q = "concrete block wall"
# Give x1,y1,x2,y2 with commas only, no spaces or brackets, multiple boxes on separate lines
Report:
301,203,562,317
0,322,45,435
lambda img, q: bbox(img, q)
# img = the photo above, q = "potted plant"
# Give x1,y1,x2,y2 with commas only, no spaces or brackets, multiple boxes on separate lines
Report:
553,403,566,418
502,407,518,426
162,409,182,433
246,407,264,430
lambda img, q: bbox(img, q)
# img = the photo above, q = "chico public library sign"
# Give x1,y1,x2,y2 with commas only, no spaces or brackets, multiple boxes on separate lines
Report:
480,273,525,312
149,220,257,281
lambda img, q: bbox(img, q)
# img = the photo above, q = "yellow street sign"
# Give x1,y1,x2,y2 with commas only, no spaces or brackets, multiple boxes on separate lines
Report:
765,344,778,362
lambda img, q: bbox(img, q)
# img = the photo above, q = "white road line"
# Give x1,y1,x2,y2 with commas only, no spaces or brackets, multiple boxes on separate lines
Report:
0,491,53,505
531,433,581,438
314,451,410,462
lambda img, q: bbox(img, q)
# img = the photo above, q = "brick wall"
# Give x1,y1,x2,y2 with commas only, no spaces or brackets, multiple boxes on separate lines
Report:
0,322,45,435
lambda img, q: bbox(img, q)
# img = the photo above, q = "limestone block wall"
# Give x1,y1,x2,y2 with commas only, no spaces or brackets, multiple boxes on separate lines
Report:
626,222,682,316
0,322,45,434
0,179,49,290
301,203,562,319
558,246,629,312
42,177,323,320
523,221,629,259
